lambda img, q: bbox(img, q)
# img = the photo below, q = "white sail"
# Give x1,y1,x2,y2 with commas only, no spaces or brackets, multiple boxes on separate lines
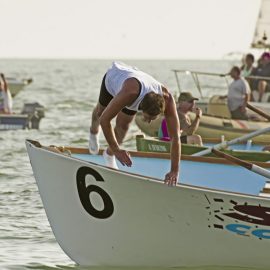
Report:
252,0,270,48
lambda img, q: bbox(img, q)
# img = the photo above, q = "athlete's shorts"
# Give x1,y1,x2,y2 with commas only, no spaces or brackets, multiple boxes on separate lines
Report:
98,74,139,116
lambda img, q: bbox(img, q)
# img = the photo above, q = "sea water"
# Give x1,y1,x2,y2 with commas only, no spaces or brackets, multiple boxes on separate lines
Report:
0,59,261,270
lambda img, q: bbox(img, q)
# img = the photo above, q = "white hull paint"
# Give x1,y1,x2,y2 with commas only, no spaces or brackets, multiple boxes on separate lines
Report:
26,141,270,267
6,78,33,97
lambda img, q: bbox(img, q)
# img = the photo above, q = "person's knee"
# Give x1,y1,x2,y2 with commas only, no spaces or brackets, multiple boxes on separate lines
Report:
188,134,202,145
195,134,203,145
258,80,267,90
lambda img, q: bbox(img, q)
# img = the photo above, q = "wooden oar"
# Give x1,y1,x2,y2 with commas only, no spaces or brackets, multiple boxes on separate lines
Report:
247,103,270,121
211,148,270,179
192,126,270,157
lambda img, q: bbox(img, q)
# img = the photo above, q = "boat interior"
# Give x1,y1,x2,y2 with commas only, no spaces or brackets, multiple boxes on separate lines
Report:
39,142,270,198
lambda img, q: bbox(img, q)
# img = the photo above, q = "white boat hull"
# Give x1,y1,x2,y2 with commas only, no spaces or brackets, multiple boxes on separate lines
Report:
26,141,270,267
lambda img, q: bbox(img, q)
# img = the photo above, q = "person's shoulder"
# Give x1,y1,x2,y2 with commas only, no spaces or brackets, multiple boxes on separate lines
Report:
122,78,141,95
161,86,169,94
240,77,250,90
161,86,174,102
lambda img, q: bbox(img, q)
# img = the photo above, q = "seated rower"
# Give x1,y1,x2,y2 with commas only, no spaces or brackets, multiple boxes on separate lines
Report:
221,66,250,120
159,92,203,146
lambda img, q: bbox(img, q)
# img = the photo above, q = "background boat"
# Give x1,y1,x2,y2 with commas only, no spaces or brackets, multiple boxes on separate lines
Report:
135,135,270,162
135,112,270,143
172,69,270,115
251,0,270,49
0,102,45,130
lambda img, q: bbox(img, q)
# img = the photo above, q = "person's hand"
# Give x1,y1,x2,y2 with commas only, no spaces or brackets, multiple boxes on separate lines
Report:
164,171,179,186
195,107,202,118
113,149,132,167
240,105,246,113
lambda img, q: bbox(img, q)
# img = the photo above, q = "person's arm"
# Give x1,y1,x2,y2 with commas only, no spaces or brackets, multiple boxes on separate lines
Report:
0,73,8,92
185,108,202,135
163,90,181,185
99,78,140,166
240,93,249,112
240,81,250,112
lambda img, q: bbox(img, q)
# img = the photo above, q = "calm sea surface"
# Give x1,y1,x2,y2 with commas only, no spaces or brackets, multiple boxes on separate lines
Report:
0,59,259,270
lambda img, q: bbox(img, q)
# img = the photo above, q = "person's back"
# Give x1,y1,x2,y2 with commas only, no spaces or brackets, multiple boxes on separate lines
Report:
105,62,163,111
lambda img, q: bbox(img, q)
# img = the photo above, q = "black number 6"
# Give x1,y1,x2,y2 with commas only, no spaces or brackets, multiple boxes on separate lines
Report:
76,166,114,219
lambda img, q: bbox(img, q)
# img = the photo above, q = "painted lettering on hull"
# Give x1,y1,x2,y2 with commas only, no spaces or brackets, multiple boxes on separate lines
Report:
205,194,270,240
76,166,114,219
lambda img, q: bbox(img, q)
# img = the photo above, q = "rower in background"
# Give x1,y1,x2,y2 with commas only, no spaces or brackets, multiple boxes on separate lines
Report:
159,92,203,146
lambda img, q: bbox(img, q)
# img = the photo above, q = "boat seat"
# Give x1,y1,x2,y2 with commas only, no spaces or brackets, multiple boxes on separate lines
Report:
222,120,233,128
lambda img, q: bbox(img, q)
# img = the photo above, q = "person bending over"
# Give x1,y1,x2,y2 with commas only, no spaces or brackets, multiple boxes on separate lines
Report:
89,61,181,185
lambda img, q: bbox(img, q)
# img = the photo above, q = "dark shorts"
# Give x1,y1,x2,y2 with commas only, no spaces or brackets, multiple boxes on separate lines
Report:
230,107,248,120
98,74,138,116
180,136,187,144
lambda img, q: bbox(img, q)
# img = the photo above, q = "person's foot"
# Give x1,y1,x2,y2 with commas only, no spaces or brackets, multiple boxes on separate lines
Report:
89,132,99,154
103,149,119,169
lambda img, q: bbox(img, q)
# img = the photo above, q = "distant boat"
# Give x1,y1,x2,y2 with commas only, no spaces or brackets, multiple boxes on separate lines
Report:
224,0,270,60
0,102,45,130
6,77,33,97
251,0,270,49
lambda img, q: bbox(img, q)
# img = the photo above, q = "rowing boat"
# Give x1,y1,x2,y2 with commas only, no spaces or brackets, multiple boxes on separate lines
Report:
0,102,45,130
135,112,270,143
136,135,270,162
26,139,270,268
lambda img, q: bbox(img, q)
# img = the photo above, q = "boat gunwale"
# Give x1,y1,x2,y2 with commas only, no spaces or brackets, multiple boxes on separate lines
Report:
26,139,270,200
138,134,269,146
64,146,270,168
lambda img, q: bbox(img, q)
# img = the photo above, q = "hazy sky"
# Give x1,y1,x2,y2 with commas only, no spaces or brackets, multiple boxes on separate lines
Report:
0,0,261,59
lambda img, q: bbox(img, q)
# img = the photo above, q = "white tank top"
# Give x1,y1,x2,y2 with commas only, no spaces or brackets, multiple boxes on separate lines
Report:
105,61,163,111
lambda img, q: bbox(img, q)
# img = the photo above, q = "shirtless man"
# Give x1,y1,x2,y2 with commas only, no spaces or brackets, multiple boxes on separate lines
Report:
176,92,202,145
89,62,180,185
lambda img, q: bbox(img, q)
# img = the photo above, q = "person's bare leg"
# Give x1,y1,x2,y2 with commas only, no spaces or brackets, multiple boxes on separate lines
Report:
103,112,134,169
187,134,203,146
89,103,105,154
90,103,105,134
107,111,135,155
258,80,267,102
